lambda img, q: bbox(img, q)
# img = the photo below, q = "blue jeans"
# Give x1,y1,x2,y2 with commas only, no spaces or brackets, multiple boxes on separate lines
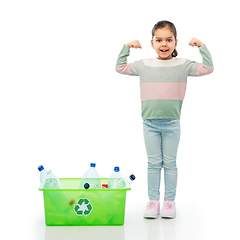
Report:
143,119,181,201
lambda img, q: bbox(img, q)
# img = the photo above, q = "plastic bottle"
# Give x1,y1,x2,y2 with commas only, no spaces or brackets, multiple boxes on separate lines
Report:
110,174,136,189
108,166,123,189
38,165,63,189
38,165,74,215
79,163,101,189
83,183,98,189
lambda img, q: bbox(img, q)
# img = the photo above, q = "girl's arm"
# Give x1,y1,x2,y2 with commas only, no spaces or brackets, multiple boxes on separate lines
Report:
115,40,142,76
189,37,214,76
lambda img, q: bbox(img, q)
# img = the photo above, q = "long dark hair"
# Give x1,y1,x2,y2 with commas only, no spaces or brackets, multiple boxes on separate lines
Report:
152,20,178,57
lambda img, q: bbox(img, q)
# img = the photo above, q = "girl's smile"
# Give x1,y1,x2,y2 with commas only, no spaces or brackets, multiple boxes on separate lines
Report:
151,27,178,60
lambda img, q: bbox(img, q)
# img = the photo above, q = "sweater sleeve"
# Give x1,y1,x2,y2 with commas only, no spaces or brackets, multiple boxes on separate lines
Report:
115,45,141,76
187,45,214,77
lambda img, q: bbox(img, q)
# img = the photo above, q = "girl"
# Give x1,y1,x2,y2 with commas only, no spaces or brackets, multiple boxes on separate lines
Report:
115,20,214,219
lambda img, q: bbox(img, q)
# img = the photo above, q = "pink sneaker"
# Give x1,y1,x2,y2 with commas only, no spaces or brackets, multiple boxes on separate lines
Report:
160,200,176,218
144,200,160,219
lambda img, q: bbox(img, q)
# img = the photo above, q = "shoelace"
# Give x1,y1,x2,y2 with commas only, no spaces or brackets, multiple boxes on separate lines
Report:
165,203,172,209
146,202,155,209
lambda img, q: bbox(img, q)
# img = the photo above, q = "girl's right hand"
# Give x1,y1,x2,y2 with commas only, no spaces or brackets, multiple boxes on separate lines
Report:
125,40,142,49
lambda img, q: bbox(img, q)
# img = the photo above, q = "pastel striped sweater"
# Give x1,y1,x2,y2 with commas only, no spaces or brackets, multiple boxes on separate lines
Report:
116,45,214,120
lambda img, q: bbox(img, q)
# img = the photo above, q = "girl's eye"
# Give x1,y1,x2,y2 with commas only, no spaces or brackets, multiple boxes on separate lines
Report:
156,39,172,42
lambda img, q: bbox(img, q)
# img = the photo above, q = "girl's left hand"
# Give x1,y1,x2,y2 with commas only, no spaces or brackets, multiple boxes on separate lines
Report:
189,38,204,47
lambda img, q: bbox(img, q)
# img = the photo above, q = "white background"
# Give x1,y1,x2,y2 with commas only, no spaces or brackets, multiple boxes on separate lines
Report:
1,0,239,239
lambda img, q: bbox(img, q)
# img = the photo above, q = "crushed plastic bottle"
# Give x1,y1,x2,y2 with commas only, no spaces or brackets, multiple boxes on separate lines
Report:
79,163,101,189
110,174,136,189
108,166,123,189
38,165,74,215
38,165,63,189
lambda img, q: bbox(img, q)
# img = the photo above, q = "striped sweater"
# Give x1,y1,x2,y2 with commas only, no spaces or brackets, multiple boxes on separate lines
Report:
115,45,214,120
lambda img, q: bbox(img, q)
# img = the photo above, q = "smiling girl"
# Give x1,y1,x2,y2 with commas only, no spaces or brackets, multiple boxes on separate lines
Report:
115,20,214,219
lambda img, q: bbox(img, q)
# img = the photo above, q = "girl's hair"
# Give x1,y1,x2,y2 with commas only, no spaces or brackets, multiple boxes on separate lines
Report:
152,20,178,57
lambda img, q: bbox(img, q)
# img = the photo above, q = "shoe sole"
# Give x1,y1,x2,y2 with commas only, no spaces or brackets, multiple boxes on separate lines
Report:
160,214,176,219
144,215,159,219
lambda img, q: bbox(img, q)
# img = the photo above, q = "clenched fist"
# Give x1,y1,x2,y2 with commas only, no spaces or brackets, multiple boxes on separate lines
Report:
125,40,142,49
189,38,204,48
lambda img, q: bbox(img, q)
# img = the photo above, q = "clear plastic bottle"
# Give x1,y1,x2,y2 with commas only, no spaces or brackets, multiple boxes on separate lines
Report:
79,163,101,189
38,165,74,215
38,165,63,189
83,183,98,189
110,174,136,189
108,166,123,189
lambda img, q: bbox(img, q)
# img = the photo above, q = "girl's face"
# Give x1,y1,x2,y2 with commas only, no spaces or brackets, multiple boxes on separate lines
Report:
151,27,178,60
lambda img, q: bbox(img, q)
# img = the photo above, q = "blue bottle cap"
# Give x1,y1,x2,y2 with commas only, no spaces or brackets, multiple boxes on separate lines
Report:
84,183,90,189
114,166,120,172
129,174,135,181
38,165,44,171
90,163,96,167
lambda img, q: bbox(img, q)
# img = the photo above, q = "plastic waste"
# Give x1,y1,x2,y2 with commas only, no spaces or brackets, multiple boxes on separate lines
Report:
79,163,101,189
83,183,98,189
38,165,74,215
110,174,136,189
38,165,63,189
108,166,123,189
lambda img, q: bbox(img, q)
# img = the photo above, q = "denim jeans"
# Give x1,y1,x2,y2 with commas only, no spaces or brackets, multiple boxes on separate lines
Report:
143,119,181,201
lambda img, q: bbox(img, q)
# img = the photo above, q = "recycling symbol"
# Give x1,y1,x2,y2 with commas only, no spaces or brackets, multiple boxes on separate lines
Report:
74,198,93,217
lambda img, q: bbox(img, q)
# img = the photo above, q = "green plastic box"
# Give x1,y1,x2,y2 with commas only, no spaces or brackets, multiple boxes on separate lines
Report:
39,178,131,226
